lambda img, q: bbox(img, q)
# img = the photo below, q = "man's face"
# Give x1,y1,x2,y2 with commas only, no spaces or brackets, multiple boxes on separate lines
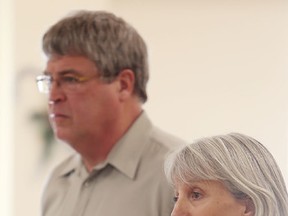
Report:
45,55,120,145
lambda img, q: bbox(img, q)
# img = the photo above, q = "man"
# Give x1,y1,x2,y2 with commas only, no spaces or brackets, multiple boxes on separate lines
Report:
36,10,186,216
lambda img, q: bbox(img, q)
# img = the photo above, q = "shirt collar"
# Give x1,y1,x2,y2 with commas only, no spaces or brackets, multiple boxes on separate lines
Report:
106,111,152,179
58,154,81,177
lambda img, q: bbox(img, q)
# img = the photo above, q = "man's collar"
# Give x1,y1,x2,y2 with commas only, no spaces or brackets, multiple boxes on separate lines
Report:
58,154,81,177
107,111,153,179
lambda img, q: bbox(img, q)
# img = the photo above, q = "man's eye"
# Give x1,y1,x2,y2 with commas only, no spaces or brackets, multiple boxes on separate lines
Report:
61,76,80,83
173,195,178,203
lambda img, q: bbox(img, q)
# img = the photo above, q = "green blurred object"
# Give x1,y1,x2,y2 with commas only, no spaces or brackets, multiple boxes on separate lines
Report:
31,110,55,161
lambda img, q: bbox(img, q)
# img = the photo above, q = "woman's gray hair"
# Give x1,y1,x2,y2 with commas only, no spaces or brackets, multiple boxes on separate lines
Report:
42,10,149,102
165,133,288,216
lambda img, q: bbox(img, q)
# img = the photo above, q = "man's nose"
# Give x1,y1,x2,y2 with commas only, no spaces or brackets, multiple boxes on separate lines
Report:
48,81,66,104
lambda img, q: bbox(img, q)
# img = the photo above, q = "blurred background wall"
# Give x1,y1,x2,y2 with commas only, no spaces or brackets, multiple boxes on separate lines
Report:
0,0,287,215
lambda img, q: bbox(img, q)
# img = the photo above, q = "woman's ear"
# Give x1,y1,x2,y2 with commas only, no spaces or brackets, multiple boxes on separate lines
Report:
116,69,135,101
242,198,255,216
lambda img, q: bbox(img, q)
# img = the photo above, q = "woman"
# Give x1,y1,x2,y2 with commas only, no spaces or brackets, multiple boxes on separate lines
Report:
165,133,288,216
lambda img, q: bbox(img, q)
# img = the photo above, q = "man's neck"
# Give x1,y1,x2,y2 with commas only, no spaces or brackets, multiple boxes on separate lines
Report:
78,107,143,172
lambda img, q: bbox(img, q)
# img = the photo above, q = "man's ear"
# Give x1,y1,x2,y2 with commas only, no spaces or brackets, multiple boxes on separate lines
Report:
242,198,255,216
116,69,135,101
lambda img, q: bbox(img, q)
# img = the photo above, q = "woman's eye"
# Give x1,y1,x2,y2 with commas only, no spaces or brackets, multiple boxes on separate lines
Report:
191,191,202,200
173,195,178,203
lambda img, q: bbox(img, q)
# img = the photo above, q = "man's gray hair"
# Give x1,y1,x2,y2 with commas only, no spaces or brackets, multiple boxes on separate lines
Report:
42,10,149,102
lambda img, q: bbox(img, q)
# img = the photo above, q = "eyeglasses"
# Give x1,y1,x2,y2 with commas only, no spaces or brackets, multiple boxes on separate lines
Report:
36,74,99,94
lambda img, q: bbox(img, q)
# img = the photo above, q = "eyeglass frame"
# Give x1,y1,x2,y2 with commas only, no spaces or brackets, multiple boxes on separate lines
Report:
35,71,102,94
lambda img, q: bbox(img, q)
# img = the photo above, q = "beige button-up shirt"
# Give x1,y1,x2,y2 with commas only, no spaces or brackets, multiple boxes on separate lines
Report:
42,112,186,216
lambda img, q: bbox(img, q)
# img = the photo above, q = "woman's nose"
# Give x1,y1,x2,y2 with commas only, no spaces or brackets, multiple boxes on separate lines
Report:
171,203,189,216
171,199,190,216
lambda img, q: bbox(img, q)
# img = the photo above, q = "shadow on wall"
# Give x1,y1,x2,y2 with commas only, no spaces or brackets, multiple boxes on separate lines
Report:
17,66,56,162
31,108,55,161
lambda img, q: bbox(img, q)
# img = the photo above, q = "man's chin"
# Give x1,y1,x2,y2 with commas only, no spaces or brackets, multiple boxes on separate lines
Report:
53,128,71,142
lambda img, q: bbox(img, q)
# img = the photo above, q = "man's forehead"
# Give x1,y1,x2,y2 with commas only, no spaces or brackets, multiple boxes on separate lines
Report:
44,55,98,75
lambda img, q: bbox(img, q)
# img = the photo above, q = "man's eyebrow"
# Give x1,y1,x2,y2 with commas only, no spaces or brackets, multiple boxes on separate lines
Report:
43,69,82,76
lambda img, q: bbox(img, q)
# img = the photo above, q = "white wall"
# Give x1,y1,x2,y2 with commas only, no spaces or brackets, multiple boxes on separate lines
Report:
0,0,15,215
2,0,288,215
